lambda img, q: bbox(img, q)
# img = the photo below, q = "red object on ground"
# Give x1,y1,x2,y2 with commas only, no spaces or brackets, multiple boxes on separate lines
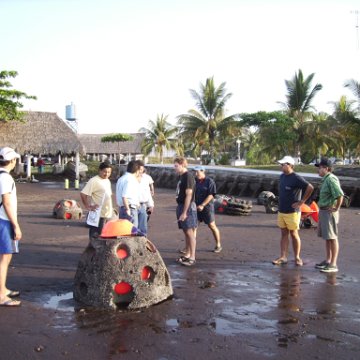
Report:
310,201,319,222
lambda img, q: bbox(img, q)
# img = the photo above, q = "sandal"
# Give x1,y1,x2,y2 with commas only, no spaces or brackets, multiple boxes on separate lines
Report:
272,258,288,265
0,297,21,307
176,255,189,263
213,246,222,253
295,258,303,266
178,257,196,267
7,290,20,298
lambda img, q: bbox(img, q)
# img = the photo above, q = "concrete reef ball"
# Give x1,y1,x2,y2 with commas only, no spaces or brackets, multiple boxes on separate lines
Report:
73,229,173,310
53,199,83,220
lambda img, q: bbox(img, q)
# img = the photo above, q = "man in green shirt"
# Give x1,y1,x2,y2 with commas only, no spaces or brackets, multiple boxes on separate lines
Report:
315,158,344,273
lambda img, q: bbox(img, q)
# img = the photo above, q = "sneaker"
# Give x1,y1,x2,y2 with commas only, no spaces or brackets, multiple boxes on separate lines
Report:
315,260,329,269
320,265,338,273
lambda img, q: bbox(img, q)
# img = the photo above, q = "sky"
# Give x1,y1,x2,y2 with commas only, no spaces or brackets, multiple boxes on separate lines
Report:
1,0,360,134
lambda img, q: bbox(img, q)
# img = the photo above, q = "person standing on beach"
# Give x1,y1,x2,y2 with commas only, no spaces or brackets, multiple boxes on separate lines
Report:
272,156,313,267
0,147,22,307
193,165,222,253
315,158,344,273
116,160,141,227
136,161,154,236
80,161,113,239
174,157,197,266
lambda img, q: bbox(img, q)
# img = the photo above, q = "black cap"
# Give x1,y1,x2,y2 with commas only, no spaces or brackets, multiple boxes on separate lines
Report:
315,157,332,167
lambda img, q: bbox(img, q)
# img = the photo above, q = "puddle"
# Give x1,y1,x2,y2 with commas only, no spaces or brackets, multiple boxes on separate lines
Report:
41,181,65,189
213,314,277,335
166,318,179,327
43,292,75,312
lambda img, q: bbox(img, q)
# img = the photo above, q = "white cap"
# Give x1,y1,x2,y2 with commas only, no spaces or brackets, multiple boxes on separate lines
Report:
277,156,295,165
0,147,20,161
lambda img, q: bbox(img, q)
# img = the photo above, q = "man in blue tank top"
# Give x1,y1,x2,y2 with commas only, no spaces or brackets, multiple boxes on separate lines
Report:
272,156,314,267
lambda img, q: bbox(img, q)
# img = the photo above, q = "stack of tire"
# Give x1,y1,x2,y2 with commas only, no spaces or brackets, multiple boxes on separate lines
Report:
214,194,252,216
257,191,279,214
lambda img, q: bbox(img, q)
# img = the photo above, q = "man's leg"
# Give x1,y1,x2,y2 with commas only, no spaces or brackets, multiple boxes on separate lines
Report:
138,205,148,235
183,228,196,260
0,254,12,298
290,229,303,265
208,221,221,248
328,239,339,266
130,208,139,228
280,228,289,258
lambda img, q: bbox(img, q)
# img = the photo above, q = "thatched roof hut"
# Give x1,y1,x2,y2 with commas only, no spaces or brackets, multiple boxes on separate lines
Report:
0,111,82,155
78,133,145,156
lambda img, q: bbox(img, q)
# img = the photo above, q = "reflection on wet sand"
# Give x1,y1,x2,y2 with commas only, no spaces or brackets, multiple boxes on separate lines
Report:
276,269,302,347
315,273,338,316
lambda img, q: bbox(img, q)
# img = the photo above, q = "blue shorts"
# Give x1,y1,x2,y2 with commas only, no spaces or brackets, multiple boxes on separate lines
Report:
197,203,215,225
176,202,198,230
0,218,15,254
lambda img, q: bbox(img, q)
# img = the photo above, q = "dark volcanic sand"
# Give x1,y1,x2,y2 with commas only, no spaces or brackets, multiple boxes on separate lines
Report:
0,181,359,360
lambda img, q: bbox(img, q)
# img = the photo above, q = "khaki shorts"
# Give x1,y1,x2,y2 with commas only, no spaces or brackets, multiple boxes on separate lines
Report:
277,212,301,231
318,209,339,240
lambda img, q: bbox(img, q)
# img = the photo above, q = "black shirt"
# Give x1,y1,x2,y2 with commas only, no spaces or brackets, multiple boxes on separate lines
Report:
176,171,195,204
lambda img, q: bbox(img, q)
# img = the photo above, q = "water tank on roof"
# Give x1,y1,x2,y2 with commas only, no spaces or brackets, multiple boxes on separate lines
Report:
66,102,76,121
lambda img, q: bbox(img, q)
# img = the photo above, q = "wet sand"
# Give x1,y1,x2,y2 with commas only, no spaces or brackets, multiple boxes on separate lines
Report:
1,181,360,359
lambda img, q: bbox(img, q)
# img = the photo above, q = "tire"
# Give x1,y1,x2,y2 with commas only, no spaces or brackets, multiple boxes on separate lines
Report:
264,197,278,214
257,191,276,205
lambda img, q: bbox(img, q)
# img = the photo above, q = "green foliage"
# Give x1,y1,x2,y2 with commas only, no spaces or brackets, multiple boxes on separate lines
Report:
101,133,133,143
0,70,37,122
139,114,177,164
218,153,231,165
177,77,239,163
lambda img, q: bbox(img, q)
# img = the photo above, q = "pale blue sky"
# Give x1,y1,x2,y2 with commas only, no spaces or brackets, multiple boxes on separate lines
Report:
1,0,359,134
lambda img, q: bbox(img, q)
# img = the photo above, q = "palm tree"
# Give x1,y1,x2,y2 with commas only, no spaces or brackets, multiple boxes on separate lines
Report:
139,114,177,164
304,112,331,162
177,77,239,165
344,79,360,155
278,69,323,160
344,79,360,112
328,95,358,161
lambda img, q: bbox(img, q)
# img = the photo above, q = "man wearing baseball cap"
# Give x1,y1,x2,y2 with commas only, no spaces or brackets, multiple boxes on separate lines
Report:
272,155,313,267
0,147,22,306
193,165,222,253
314,157,344,273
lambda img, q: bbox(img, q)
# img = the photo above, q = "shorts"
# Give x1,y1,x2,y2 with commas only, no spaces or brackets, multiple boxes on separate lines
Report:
197,204,215,225
318,209,339,240
0,218,15,254
176,202,198,230
277,212,301,231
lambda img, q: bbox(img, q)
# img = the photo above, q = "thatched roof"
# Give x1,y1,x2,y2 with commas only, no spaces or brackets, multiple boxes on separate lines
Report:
78,133,145,155
0,111,82,155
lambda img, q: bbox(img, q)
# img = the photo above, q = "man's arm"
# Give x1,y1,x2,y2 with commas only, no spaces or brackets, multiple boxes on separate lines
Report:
332,195,343,212
197,194,214,211
292,183,314,209
179,188,193,221
80,192,98,211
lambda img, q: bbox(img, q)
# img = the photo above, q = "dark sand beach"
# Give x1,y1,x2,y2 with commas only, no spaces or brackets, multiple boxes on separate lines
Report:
1,181,359,359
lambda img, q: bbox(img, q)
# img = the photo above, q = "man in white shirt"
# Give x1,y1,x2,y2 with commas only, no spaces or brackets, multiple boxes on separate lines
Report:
80,161,113,239
137,161,154,236
116,161,141,228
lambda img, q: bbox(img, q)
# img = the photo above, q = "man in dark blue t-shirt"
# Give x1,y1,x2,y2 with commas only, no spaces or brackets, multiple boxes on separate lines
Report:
272,156,313,267
193,166,222,253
